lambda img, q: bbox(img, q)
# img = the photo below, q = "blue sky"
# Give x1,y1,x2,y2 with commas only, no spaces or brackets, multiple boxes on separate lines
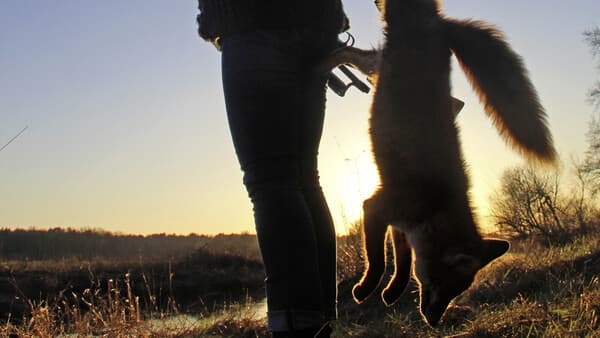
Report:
1,1,599,235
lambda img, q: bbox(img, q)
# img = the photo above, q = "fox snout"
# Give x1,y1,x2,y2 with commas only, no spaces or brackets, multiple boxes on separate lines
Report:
419,289,448,327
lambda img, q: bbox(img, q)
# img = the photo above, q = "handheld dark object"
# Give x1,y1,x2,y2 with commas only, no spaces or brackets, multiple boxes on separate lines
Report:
327,65,371,97
327,33,371,97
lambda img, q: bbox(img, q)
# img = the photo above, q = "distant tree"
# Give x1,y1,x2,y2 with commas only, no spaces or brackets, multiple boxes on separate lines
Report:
579,27,600,192
584,27,600,107
567,159,598,230
580,118,600,193
0,228,212,260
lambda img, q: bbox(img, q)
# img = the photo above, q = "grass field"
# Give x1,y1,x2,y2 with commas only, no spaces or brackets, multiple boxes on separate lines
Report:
333,231,600,337
1,228,599,337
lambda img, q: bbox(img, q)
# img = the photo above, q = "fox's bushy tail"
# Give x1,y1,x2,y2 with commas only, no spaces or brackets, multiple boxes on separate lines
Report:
445,19,557,164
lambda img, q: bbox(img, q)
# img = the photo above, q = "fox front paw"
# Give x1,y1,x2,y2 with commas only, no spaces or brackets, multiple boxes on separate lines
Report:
380,271,410,306
381,287,401,306
352,283,372,303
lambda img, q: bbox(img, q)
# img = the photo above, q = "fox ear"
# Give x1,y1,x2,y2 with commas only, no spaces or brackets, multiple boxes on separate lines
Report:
481,238,509,266
444,252,480,271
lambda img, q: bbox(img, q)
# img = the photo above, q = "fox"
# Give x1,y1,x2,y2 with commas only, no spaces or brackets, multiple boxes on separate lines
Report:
319,0,557,327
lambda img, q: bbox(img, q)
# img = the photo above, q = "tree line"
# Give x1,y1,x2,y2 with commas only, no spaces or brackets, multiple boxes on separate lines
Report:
0,227,259,261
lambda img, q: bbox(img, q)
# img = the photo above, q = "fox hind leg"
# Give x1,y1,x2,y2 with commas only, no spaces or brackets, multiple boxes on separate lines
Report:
382,228,412,306
352,194,389,303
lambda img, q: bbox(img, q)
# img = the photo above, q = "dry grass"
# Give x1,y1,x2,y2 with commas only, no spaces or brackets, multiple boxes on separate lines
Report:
2,273,171,337
332,230,600,337
1,272,267,337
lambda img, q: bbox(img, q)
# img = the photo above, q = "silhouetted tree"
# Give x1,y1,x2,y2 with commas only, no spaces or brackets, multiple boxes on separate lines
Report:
578,27,600,194
584,27,600,107
569,160,597,230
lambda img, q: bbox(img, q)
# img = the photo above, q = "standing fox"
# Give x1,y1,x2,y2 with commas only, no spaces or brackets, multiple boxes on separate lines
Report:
320,0,556,327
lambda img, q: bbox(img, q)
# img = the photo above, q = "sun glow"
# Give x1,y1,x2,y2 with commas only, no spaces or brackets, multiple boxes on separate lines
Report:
327,148,500,235
333,153,380,234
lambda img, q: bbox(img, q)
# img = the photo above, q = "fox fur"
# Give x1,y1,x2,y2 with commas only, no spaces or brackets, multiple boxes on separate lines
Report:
320,0,556,327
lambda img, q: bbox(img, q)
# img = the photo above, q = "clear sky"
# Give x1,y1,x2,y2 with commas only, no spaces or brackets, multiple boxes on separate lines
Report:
1,1,599,235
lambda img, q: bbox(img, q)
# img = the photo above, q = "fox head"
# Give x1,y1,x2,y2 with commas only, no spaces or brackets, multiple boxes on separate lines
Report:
413,238,509,326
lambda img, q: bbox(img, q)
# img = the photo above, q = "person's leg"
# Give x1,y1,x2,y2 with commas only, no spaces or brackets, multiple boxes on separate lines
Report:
298,153,337,322
294,32,338,321
221,30,331,333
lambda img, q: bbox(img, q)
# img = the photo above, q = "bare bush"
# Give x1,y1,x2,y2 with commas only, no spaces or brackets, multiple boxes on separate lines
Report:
490,166,567,238
490,162,600,240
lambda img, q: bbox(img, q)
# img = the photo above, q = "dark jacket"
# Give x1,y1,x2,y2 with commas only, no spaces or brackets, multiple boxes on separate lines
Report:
197,0,349,42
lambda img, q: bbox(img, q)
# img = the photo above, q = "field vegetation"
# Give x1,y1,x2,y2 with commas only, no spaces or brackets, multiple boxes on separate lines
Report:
0,229,266,336
0,221,599,337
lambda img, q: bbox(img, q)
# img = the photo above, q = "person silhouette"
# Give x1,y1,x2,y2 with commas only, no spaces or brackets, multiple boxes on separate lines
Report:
197,1,349,337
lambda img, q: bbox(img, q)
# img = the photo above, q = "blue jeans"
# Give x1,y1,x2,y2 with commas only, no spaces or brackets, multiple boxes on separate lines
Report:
221,29,338,332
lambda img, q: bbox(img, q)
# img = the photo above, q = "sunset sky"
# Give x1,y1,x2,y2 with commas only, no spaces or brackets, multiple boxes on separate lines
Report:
1,1,599,235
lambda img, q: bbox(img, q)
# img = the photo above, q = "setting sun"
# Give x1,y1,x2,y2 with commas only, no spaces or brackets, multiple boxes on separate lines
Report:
333,153,380,233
